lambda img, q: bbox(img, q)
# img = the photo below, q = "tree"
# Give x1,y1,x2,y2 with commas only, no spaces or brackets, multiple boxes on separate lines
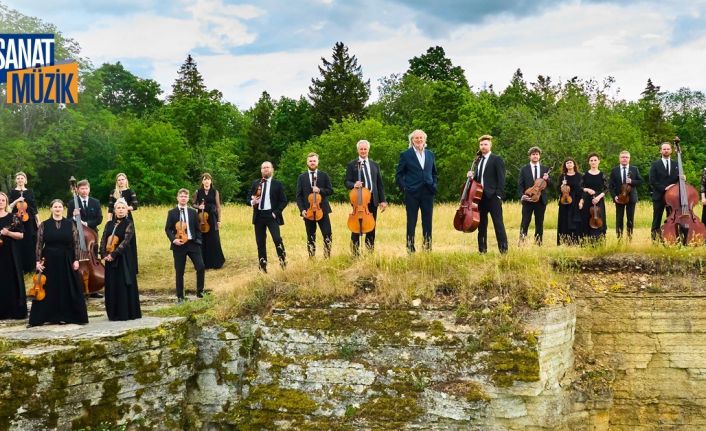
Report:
271,96,314,160
638,78,672,143
406,46,469,90
87,62,163,117
240,91,276,184
169,54,221,101
308,42,370,134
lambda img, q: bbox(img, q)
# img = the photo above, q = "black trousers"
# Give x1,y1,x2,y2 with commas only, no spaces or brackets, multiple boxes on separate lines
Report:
615,201,636,238
351,203,378,255
255,210,286,269
478,195,508,253
651,199,671,240
173,242,205,298
519,201,546,244
404,187,434,252
304,213,332,258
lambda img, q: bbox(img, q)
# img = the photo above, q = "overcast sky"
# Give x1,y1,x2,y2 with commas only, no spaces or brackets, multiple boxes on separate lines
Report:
4,0,706,109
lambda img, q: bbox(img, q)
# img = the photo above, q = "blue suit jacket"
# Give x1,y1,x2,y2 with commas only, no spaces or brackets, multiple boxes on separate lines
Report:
395,147,438,194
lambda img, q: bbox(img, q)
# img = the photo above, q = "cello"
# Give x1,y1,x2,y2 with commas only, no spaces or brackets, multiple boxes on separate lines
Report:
305,173,324,221
69,177,105,295
660,137,706,245
347,161,375,234
454,151,484,233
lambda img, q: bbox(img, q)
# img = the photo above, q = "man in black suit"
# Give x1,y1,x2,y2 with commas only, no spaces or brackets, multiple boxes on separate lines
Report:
518,146,550,245
249,161,287,272
649,142,680,241
467,134,508,253
345,139,387,255
395,129,437,252
68,179,103,232
296,152,334,258
609,151,643,240
165,189,205,302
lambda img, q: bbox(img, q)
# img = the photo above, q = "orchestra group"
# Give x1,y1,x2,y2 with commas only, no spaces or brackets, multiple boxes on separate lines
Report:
2,132,706,328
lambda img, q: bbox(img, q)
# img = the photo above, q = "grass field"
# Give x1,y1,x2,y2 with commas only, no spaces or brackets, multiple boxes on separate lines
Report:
36,200,706,317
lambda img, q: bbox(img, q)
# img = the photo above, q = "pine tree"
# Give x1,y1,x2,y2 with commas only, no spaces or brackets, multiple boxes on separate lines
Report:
406,46,469,90
639,78,671,143
308,42,370,134
169,54,208,100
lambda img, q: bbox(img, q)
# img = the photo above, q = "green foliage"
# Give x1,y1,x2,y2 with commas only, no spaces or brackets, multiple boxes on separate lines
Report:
87,62,163,117
406,45,469,90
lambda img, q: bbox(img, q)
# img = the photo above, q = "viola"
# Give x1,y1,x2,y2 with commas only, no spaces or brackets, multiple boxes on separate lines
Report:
105,219,120,254
524,168,552,203
347,161,375,234
589,203,603,229
175,219,189,244
454,151,483,233
198,199,210,233
252,178,266,207
305,173,323,221
69,176,105,294
616,171,632,205
27,259,47,301
16,190,29,222
660,137,706,245
559,176,572,205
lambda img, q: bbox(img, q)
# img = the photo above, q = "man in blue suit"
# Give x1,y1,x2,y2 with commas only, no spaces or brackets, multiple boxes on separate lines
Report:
396,129,438,252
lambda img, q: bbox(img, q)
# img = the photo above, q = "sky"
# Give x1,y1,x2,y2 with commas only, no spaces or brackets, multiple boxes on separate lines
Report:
3,0,706,109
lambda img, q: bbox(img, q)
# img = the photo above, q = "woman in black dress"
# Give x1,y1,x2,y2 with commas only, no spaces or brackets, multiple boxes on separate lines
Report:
193,173,225,269
557,158,583,245
8,171,39,273
100,199,141,321
0,192,27,320
700,167,706,225
28,199,88,327
108,173,139,274
578,153,608,243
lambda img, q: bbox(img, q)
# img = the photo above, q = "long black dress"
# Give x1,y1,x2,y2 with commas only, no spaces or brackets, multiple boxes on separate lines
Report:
0,213,27,319
557,173,583,245
108,189,139,274
28,218,88,326
193,188,225,269
100,217,141,321
580,171,608,241
9,189,38,273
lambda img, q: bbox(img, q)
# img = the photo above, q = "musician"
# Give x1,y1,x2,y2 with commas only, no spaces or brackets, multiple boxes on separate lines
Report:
100,199,141,320
578,153,608,242
165,189,205,302
28,199,89,327
8,171,39,273
395,129,438,253
345,140,387,255
701,167,706,225
193,173,226,269
467,135,508,254
296,153,333,258
249,161,288,272
649,142,680,241
0,192,26,320
108,173,139,273
67,179,103,232
609,151,643,240
518,146,550,245
557,158,583,245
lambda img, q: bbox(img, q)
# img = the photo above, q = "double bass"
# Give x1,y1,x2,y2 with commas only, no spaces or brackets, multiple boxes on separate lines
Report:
454,151,484,233
347,161,375,234
660,137,706,245
69,177,104,294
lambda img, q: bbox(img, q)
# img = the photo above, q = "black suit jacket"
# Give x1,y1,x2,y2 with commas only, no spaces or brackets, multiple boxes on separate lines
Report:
649,159,679,201
518,164,551,205
345,159,386,206
68,196,103,231
395,147,438,194
296,171,333,214
248,178,288,225
165,206,202,250
476,153,506,199
609,165,643,204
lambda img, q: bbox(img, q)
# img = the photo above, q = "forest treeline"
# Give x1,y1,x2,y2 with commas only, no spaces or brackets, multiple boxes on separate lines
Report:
1,4,705,205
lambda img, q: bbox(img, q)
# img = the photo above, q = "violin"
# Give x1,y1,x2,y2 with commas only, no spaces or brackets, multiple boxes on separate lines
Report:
69,176,104,295
454,151,484,233
589,203,603,229
305,173,323,221
0,215,21,248
175,219,189,244
252,178,266,207
524,168,552,203
105,219,120,254
616,171,632,205
347,161,375,234
16,190,29,222
660,136,706,245
27,259,47,301
198,199,210,233
559,176,572,205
